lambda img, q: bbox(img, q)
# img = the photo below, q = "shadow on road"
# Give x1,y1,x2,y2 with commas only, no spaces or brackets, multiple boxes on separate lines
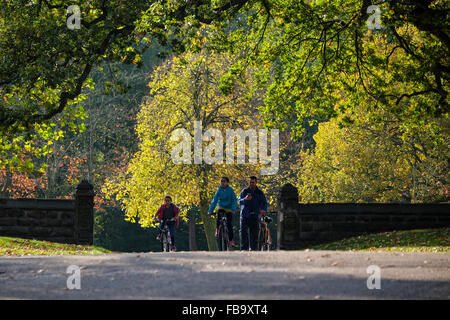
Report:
0,252,449,299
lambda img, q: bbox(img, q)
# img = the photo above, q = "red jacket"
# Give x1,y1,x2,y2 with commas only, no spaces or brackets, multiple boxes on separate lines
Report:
156,203,180,226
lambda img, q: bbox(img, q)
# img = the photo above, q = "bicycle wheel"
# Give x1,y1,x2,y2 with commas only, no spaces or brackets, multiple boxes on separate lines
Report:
218,225,228,251
161,232,169,252
223,225,229,251
167,230,172,252
257,226,265,251
160,235,164,252
265,229,272,251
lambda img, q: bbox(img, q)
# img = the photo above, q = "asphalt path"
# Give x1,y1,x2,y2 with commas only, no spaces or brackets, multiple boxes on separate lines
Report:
0,250,449,299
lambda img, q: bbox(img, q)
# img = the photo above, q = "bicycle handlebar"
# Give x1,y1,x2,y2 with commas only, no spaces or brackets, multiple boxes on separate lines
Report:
159,217,176,224
210,209,236,216
260,216,273,224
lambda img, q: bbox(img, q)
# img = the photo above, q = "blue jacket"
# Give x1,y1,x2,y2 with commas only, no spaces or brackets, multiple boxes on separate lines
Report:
208,185,237,213
238,186,268,219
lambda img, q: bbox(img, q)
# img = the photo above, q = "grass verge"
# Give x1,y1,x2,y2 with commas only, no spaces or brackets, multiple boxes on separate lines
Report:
310,228,450,252
0,237,111,256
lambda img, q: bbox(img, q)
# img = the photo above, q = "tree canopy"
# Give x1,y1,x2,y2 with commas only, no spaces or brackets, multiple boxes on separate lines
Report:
103,50,266,250
1,0,448,251
297,107,449,203
2,1,447,138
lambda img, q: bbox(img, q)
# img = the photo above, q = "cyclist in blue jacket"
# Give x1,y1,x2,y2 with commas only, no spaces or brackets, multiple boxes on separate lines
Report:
238,176,268,250
208,177,237,247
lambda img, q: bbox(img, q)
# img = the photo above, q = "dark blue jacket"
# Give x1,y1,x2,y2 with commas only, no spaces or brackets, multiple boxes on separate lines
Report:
238,186,268,219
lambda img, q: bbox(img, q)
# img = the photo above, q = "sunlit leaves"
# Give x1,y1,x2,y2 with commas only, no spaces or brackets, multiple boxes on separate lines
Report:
103,50,263,233
298,108,449,203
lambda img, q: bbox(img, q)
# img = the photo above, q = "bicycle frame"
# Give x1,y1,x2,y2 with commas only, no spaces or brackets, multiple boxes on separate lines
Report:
213,211,230,251
258,219,272,251
158,218,175,252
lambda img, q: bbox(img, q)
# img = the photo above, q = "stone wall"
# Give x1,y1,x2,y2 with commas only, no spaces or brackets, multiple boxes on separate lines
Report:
0,180,94,245
277,183,450,250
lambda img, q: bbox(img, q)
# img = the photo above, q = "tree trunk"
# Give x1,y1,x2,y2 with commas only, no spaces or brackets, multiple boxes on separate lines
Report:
0,168,12,197
88,106,93,181
199,194,218,251
188,208,198,251
199,165,218,251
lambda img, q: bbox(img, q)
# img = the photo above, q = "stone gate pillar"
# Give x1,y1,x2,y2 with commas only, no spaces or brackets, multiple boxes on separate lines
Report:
74,180,95,245
278,183,299,250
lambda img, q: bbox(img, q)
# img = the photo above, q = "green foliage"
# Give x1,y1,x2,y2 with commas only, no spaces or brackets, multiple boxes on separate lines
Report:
0,0,154,171
139,1,450,135
0,0,151,133
1,1,448,252
103,50,265,250
94,205,209,252
94,205,162,252
0,38,165,200
297,109,449,203
2,1,449,172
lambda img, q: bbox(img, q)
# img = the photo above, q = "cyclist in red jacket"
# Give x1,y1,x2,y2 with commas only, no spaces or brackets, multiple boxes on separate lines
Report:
155,195,180,251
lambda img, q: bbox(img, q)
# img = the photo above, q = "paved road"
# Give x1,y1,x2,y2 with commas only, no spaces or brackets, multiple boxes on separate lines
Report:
0,250,449,299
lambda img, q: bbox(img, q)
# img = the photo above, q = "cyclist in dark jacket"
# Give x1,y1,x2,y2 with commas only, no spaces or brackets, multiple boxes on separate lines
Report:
238,176,268,250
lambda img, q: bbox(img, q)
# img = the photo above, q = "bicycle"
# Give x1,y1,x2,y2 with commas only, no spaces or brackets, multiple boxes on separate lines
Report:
157,217,176,252
257,215,273,251
210,210,230,251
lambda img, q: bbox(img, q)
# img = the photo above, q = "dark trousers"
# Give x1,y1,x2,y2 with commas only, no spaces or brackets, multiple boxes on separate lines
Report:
159,220,175,246
240,216,259,250
216,210,233,241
